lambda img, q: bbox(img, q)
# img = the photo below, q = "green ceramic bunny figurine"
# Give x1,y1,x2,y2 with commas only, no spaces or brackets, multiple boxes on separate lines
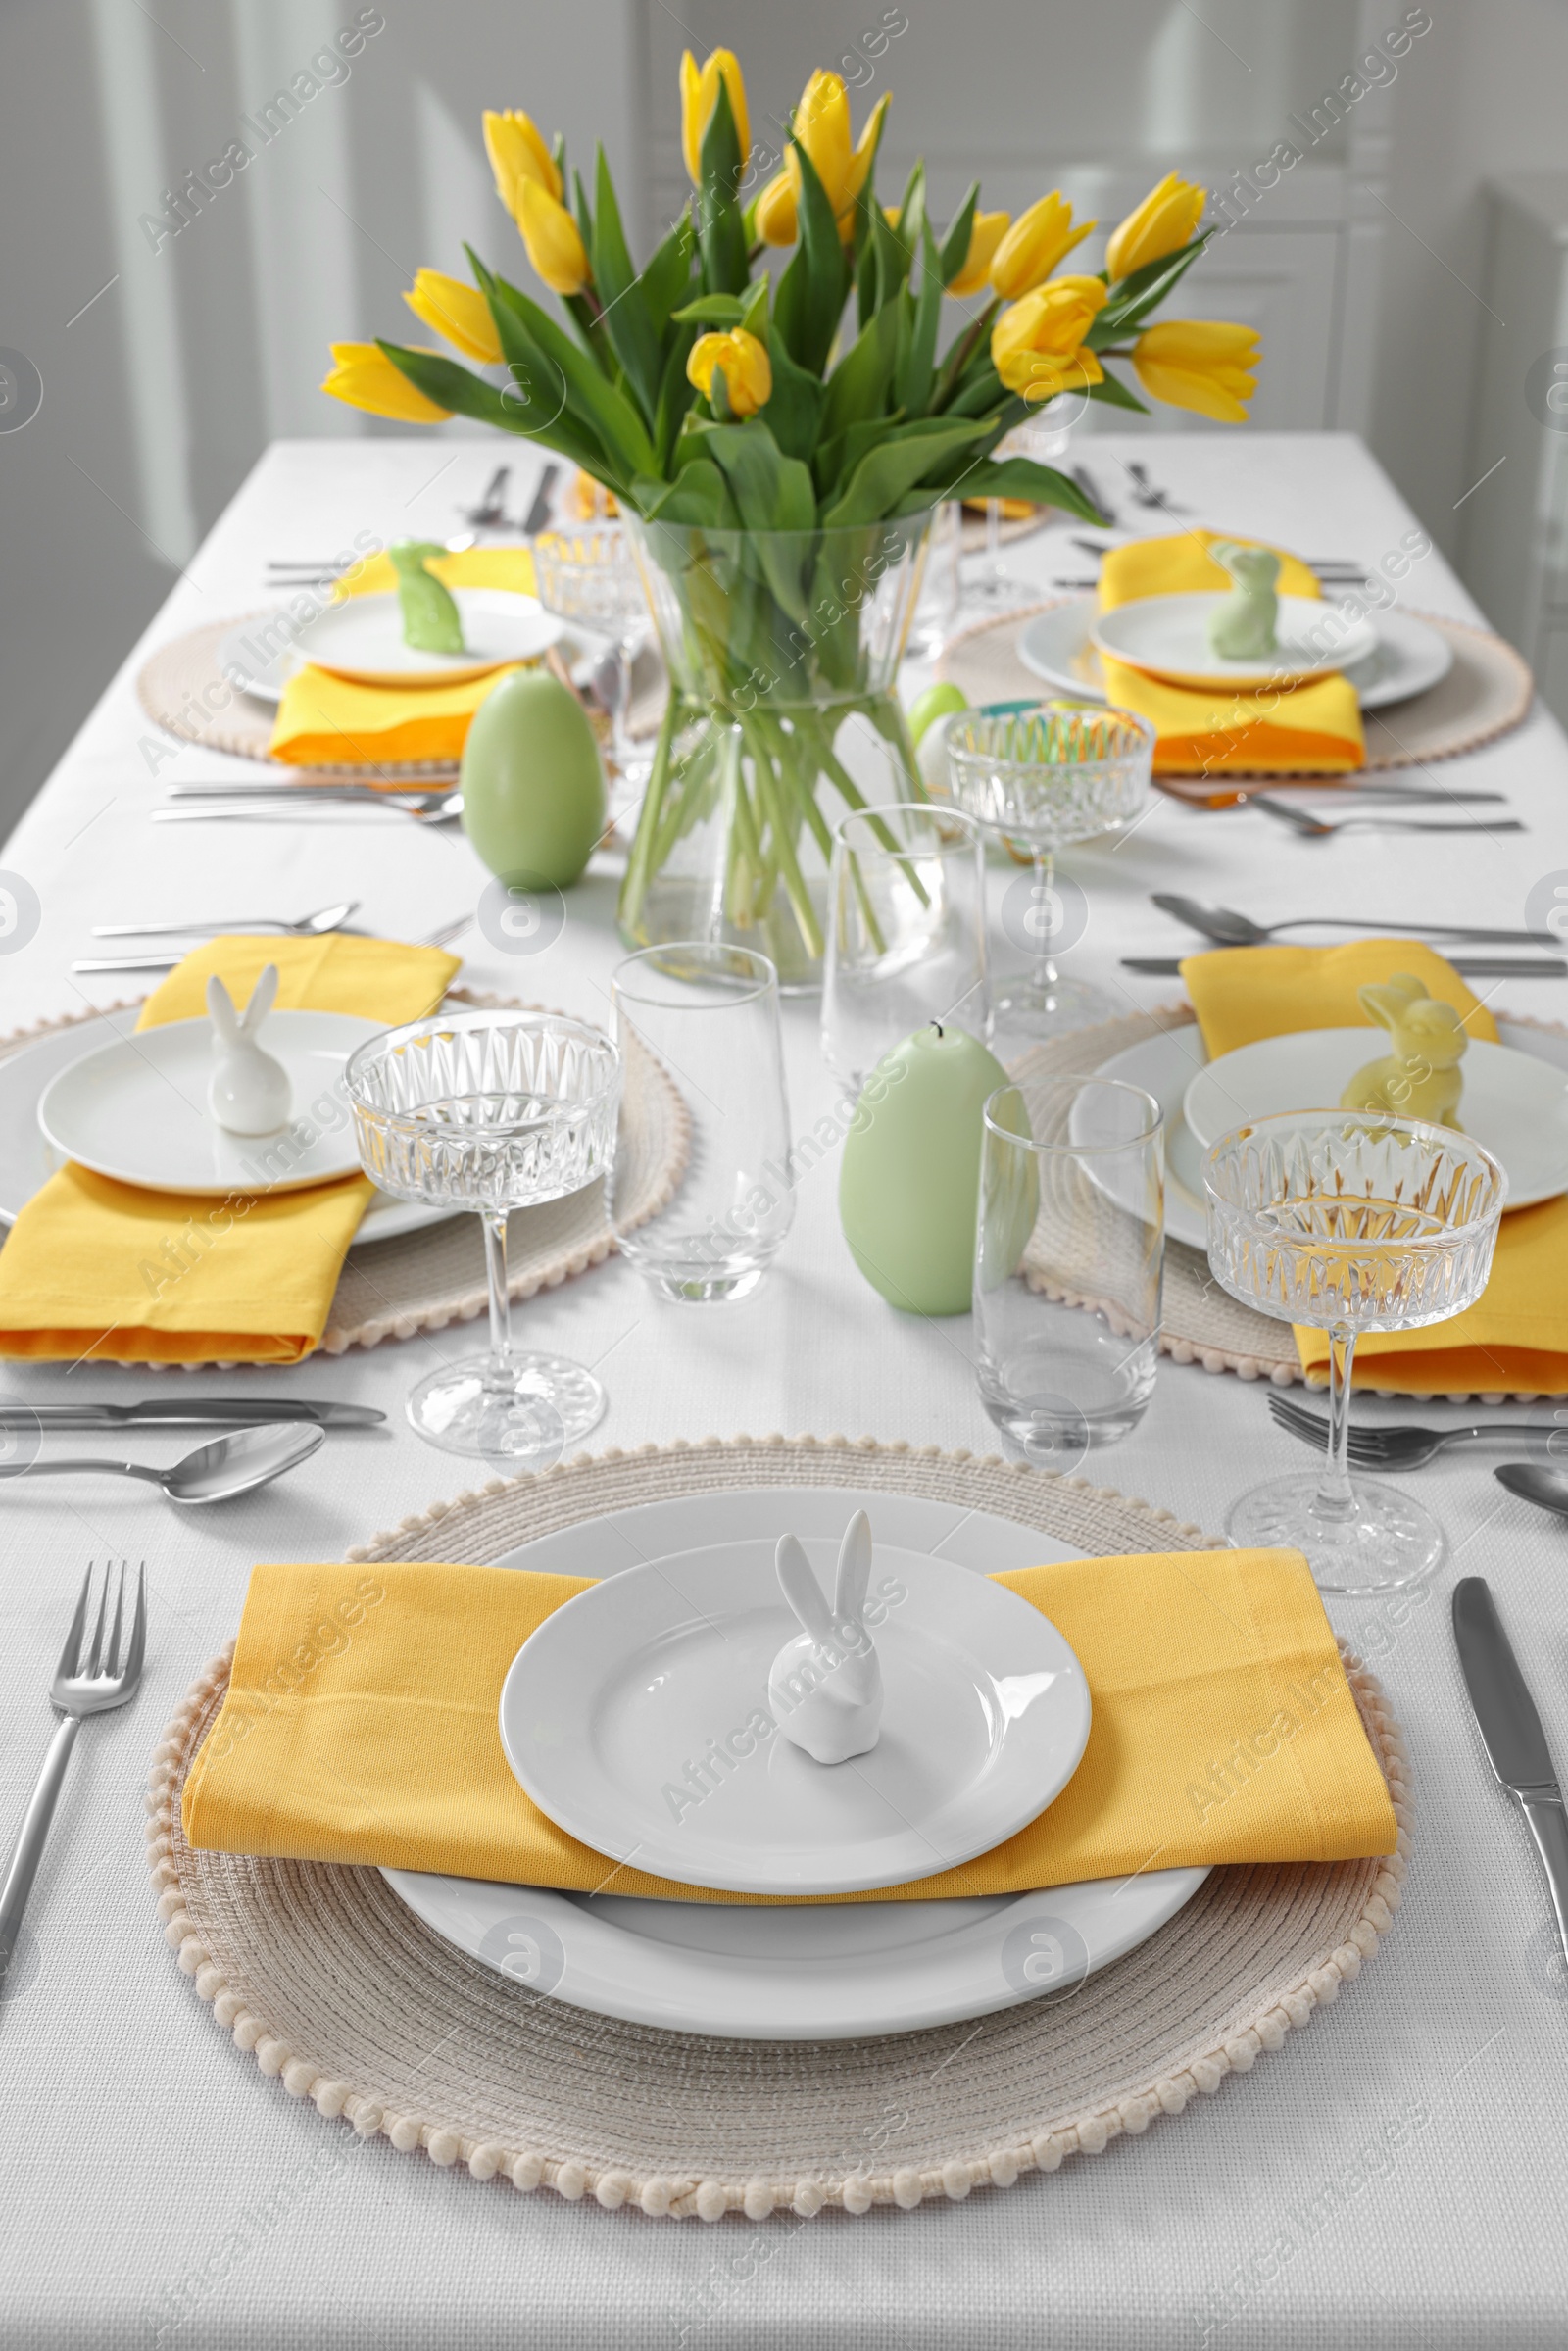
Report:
389,539,466,654
1207,539,1281,661
1340,974,1468,1129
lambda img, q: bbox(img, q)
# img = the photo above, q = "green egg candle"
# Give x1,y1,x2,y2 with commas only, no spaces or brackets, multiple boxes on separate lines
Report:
461,669,607,889
839,1021,1011,1315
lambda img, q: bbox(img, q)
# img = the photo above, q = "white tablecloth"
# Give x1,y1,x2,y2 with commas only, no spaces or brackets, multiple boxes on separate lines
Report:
2,433,1564,2348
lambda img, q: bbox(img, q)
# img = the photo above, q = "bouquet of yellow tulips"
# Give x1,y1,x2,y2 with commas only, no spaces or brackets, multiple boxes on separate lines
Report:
324,50,1258,973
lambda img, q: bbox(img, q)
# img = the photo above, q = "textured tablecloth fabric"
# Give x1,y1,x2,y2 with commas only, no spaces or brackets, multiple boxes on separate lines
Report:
0,433,1564,2350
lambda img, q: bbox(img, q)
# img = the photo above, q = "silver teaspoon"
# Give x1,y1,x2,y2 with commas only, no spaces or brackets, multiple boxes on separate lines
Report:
0,1422,324,1504
1495,1464,1568,1522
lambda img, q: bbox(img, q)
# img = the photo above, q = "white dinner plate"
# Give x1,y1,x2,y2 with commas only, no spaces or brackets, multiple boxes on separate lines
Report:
1091,593,1380,688
1090,1018,1568,1252
499,1535,1091,1898
38,1011,380,1197
383,1483,1207,2037
1183,1028,1568,1208
286,589,564,687
1018,598,1451,711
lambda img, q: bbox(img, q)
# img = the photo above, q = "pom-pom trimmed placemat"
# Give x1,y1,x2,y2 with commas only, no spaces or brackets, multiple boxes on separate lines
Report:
1017,1004,1568,1400
148,1436,1408,2223
0,989,687,1362
938,602,1533,782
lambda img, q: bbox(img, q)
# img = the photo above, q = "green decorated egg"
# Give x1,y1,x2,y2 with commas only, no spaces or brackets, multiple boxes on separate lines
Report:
461,669,606,888
839,1022,1013,1315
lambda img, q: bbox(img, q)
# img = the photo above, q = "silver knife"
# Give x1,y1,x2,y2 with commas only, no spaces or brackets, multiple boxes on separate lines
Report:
1453,1576,1568,1975
0,1400,384,1428
1120,955,1568,979
521,462,560,536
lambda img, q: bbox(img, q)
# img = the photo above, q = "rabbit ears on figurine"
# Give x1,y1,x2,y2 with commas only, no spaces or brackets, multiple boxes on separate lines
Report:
1358,975,1467,1050
774,1510,873,1646
206,963,279,1041
1209,538,1280,587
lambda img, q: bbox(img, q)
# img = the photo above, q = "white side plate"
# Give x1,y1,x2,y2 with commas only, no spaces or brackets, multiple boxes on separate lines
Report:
1183,1028,1568,1208
1091,593,1379,688
291,589,563,687
499,1538,1092,1896
1018,597,1452,711
383,1483,1207,2037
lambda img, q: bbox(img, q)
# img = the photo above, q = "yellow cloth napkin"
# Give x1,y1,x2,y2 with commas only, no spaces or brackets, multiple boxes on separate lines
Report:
0,935,459,1364
1097,530,1365,777
269,546,539,772
1182,938,1568,1393
182,1549,1397,1900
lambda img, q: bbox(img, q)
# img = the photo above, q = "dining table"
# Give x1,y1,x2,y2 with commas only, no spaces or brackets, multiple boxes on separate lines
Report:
1,428,1565,2350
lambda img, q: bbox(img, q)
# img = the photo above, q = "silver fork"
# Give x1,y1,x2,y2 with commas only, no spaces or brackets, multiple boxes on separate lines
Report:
0,1561,146,1987
1255,798,1526,840
1267,1392,1567,1468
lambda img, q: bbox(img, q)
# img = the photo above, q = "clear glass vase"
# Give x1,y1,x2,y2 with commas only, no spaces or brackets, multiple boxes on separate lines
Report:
616,514,933,992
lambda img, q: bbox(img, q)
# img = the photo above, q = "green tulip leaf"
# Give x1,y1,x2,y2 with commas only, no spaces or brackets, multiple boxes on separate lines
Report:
822,415,991,526
893,456,1105,521
1090,233,1210,345
938,182,980,287
761,327,825,464
697,76,749,297
642,210,696,334
480,265,658,483
592,146,662,427
819,298,902,447
641,457,739,528
1087,368,1151,412
671,294,748,325
653,322,699,468
773,136,849,377
895,221,945,418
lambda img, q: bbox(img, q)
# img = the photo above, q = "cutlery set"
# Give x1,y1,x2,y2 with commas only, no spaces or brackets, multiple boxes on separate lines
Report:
1125,892,1564,978
74,907,469,973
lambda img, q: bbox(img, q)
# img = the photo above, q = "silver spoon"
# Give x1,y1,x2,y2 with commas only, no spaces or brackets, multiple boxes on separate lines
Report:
1495,1464,1568,1521
92,899,361,941
1151,894,1552,950
0,1423,324,1505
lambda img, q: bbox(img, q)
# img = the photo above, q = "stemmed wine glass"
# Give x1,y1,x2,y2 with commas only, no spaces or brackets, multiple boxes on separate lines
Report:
1203,1109,1506,1592
345,1010,620,1459
532,527,654,808
945,703,1153,1038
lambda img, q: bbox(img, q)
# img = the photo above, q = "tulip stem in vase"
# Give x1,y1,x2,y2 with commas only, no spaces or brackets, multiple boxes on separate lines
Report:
323,60,1261,982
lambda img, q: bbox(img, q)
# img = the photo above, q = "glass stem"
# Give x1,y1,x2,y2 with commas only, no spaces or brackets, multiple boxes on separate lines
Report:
482,1209,514,1393
985,497,1002,583
609,636,635,783
1314,1323,1357,1520
1031,847,1059,993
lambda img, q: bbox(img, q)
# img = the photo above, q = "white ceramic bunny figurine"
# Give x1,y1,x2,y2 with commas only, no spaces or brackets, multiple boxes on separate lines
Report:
206,965,292,1135
767,1509,885,1765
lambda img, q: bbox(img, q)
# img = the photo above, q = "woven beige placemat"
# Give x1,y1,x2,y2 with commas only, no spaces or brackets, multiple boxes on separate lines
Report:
137,617,664,771
1025,1004,1568,1400
0,990,687,1363
148,1436,1408,2224
938,602,1534,780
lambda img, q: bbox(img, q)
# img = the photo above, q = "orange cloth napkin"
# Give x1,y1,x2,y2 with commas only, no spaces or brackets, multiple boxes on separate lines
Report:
1098,531,1365,777
0,935,459,1364
182,1549,1398,1901
1182,939,1568,1393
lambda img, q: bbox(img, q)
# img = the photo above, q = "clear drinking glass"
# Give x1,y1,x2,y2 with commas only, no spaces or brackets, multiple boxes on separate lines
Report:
608,943,793,1303
907,499,962,659
531,527,653,802
946,704,1154,1039
974,1075,1164,1460
345,1010,620,1458
1204,1110,1507,1592
821,801,989,1091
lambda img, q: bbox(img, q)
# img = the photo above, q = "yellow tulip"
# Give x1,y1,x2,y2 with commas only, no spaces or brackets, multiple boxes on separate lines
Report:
1132,319,1258,422
949,209,1009,299
756,168,799,247
991,276,1107,403
320,343,452,424
401,269,501,366
989,193,1096,301
687,327,772,417
680,48,750,183
1103,171,1205,282
758,71,889,245
482,109,562,222
517,179,592,297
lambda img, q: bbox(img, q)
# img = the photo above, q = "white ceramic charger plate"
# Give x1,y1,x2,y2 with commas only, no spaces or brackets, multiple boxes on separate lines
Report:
384,1486,1206,2037
500,1538,1091,1897
1018,597,1452,711
1183,1028,1568,1207
1090,1018,1568,1251
217,591,564,700
1090,592,1380,688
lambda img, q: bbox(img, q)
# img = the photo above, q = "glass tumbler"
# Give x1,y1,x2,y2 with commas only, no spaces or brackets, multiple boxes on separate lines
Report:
1204,1110,1506,1592
945,704,1154,1040
608,943,793,1303
974,1075,1164,1460
821,801,989,1092
345,1010,620,1458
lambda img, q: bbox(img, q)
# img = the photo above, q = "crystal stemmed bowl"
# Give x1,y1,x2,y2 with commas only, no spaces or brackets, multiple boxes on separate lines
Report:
345,1010,620,1460
531,526,653,803
944,704,1153,1038
1203,1109,1506,1592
